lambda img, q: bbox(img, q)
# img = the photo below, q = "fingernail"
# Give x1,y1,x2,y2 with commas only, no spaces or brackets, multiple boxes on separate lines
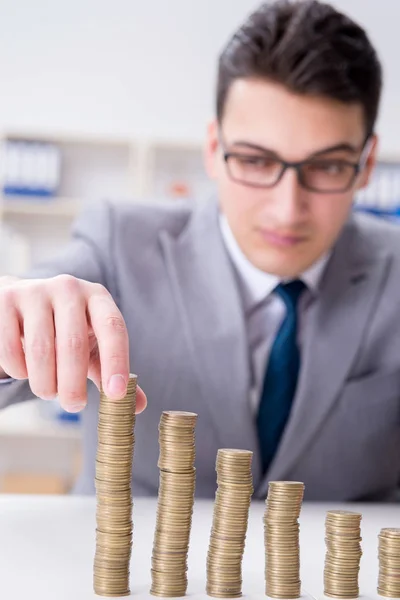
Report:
108,374,127,398
67,403,86,413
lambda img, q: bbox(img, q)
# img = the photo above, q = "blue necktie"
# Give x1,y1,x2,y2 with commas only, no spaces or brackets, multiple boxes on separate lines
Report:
256,280,306,473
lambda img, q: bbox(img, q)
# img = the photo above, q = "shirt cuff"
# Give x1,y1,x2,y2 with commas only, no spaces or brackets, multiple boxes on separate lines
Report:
0,377,14,383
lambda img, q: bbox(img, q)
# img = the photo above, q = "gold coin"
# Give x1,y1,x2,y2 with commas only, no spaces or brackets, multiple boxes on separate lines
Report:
94,374,137,597
323,509,362,600
263,481,304,599
377,526,400,597
151,411,198,597
206,448,253,598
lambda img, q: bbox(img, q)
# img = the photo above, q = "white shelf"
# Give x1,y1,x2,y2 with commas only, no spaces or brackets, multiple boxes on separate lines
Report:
1,196,80,217
0,400,81,440
149,137,203,151
0,417,81,440
1,129,132,148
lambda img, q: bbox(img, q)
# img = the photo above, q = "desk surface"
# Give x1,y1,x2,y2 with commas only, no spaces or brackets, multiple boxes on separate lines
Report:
0,495,397,600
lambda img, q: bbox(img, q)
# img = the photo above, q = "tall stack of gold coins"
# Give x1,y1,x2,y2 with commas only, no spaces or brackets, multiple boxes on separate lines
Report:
264,481,305,599
324,510,362,599
93,374,137,597
206,449,254,598
150,411,198,598
378,528,400,598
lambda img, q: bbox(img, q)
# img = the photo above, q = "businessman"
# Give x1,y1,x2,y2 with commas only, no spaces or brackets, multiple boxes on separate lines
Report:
0,0,399,501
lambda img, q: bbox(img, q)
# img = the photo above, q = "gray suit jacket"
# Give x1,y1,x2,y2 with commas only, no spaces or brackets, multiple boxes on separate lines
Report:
1,197,400,501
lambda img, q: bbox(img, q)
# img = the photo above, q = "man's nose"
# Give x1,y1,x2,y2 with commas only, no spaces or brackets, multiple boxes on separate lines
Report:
269,167,307,224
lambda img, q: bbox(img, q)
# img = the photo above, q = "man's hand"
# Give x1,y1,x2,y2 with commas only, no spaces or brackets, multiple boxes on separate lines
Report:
0,275,147,414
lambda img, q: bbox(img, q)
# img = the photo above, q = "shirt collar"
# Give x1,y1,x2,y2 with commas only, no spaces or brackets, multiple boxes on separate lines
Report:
219,213,330,306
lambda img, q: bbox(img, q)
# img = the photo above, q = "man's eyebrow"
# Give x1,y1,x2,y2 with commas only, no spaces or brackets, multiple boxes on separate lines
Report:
310,143,360,157
229,141,278,154
229,140,360,157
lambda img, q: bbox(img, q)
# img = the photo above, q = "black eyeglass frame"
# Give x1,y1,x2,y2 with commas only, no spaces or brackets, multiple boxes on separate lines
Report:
220,135,373,194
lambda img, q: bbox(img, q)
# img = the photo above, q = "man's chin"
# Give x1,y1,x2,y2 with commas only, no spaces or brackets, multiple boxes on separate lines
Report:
249,250,316,278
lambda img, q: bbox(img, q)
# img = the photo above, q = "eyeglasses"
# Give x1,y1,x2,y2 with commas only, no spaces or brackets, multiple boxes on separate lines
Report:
220,136,373,194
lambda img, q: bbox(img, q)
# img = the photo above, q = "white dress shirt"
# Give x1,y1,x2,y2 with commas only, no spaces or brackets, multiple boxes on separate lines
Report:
219,213,330,415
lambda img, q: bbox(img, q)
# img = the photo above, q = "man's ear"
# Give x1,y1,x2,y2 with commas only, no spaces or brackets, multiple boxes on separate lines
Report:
204,119,220,180
356,134,378,191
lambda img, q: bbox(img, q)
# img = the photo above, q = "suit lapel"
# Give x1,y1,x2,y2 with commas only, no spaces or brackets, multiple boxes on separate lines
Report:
260,216,392,492
159,199,261,475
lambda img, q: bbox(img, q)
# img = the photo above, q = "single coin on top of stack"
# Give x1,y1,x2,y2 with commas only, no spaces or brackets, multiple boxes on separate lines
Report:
263,481,305,599
324,509,362,599
151,411,198,598
378,527,400,598
206,448,254,599
93,374,137,598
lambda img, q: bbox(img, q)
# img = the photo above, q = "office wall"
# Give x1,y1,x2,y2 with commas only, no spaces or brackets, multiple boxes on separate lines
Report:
0,0,399,154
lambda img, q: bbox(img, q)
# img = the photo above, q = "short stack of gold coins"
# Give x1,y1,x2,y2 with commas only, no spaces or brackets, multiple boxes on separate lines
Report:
206,449,254,598
150,411,198,598
263,481,305,599
93,374,137,597
377,527,400,598
324,510,362,599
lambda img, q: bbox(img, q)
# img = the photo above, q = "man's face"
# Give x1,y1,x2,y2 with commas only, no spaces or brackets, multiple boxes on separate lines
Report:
205,79,377,277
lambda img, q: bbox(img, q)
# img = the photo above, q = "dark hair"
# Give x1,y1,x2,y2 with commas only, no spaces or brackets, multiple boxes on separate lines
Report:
216,0,382,137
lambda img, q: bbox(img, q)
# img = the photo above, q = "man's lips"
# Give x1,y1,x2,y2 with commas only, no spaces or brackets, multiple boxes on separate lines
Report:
258,228,307,248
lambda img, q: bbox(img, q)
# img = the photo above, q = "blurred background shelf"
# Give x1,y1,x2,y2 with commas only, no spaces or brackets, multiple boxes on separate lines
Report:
0,400,81,440
0,400,82,494
0,132,214,273
1,196,80,218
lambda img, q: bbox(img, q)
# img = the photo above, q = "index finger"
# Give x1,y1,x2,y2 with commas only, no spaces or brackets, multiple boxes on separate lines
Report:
87,292,129,400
